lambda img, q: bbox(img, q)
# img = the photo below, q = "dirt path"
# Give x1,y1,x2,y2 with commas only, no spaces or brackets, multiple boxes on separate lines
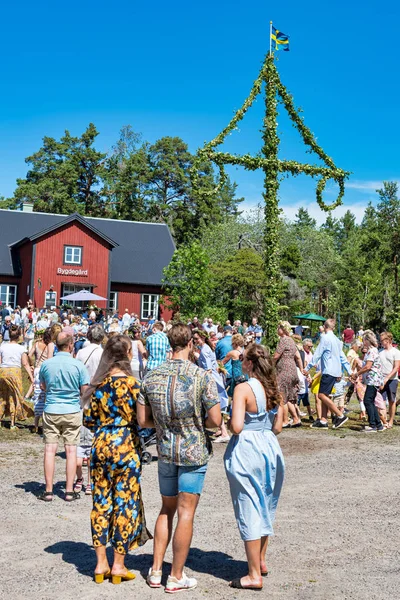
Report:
1,425,400,600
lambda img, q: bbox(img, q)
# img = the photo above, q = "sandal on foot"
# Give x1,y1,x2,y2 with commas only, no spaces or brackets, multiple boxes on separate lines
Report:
229,578,262,590
73,478,84,492
38,491,53,502
261,570,269,577
85,484,92,495
65,491,80,502
94,570,111,584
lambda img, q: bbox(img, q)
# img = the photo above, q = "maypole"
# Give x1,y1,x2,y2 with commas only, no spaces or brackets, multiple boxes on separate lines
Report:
191,31,349,347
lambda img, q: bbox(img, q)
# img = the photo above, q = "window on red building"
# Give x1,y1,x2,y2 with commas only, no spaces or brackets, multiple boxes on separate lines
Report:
64,246,82,265
0,284,17,309
141,294,159,320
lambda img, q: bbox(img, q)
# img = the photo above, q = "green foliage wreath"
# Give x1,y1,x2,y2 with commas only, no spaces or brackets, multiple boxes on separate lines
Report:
191,53,349,345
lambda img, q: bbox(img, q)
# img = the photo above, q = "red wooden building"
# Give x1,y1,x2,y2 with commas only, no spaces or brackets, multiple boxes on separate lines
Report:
0,208,175,321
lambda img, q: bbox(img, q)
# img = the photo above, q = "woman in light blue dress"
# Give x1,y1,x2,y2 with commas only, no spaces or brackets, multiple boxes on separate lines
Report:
193,330,230,442
224,343,284,590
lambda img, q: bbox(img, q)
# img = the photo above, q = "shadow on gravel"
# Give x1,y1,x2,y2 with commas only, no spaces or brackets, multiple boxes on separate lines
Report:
186,548,247,581
15,480,67,499
44,541,96,576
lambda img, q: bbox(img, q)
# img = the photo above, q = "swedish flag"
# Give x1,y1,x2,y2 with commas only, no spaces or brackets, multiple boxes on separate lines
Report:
271,25,290,52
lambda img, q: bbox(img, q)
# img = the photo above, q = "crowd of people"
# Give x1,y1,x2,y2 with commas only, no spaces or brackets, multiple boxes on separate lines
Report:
0,300,399,591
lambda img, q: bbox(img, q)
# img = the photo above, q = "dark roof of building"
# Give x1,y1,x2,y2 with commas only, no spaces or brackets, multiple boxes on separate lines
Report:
10,212,119,248
0,210,175,286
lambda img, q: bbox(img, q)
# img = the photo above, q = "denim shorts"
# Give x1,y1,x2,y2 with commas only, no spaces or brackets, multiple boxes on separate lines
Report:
158,461,208,497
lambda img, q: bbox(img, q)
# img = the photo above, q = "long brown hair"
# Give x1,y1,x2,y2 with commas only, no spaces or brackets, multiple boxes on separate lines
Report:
193,328,213,350
82,334,133,407
245,343,282,410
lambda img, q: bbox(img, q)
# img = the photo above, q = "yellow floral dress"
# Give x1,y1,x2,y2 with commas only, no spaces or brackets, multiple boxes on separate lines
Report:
84,375,151,554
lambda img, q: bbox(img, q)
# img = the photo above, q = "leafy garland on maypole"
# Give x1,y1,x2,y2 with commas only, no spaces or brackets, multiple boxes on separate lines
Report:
191,52,349,346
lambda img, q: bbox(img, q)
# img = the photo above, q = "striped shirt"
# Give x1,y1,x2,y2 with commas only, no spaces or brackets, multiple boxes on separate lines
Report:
146,331,171,371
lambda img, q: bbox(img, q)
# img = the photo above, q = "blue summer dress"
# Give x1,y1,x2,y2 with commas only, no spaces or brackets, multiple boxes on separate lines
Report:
224,377,285,541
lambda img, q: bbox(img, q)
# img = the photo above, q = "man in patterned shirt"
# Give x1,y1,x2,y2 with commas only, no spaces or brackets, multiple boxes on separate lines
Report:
146,321,171,371
138,323,221,593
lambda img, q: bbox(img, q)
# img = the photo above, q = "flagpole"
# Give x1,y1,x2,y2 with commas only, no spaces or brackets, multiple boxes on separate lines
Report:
269,21,272,55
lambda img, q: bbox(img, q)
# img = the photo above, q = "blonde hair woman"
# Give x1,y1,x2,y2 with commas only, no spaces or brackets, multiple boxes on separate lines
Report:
273,321,303,428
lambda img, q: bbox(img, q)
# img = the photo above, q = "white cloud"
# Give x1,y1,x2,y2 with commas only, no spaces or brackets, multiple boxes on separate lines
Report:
346,179,400,192
241,199,368,224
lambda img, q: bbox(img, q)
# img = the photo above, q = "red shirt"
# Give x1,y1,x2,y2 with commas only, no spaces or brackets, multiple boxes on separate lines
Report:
343,328,354,343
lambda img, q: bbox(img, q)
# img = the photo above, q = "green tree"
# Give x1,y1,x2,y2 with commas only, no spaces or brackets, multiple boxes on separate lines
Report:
294,207,317,229
210,248,267,322
161,241,211,317
14,124,106,215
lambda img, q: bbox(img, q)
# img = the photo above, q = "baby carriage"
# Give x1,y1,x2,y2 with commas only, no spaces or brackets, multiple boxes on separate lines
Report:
138,427,157,464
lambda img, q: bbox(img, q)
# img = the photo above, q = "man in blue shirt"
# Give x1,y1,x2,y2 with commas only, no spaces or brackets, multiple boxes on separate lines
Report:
215,326,233,383
38,332,90,502
304,319,352,430
246,317,263,344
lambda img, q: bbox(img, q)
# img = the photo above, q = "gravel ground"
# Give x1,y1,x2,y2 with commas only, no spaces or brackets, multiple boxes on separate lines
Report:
1,417,400,600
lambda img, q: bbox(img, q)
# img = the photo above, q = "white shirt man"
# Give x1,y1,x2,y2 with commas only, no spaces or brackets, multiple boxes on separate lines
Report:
203,319,217,334
76,325,104,380
380,332,400,428
122,309,131,330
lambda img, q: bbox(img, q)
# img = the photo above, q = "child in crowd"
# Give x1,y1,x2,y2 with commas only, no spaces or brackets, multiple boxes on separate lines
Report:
297,366,314,422
73,422,93,495
330,374,348,415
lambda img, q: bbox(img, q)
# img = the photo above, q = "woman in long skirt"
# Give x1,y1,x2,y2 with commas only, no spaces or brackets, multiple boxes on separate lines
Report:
83,335,150,585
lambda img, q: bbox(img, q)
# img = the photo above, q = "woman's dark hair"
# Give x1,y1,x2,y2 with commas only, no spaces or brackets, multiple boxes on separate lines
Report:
43,328,53,345
245,343,282,410
9,325,21,342
193,328,213,350
82,334,132,407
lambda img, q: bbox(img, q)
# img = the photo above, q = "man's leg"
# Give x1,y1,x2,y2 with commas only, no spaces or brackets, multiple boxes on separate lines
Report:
44,443,58,492
170,492,200,580
318,393,342,419
65,445,77,493
152,495,178,571
386,381,398,426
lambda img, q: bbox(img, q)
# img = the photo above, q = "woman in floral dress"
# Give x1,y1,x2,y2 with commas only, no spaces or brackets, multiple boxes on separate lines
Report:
83,335,150,585
273,321,302,428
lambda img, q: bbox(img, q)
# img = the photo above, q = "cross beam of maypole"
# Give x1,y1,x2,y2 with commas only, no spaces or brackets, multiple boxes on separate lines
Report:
191,45,349,347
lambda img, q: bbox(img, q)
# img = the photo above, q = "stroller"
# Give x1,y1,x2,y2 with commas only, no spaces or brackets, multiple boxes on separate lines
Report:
138,427,157,464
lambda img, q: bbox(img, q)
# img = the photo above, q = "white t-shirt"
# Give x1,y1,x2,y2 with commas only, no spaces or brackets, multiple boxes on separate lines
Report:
296,367,306,394
0,343,26,368
380,347,400,380
122,314,131,328
76,343,103,381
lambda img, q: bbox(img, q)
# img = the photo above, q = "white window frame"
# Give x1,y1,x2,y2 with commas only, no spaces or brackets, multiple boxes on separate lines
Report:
64,245,82,265
141,294,159,320
44,290,57,308
109,291,118,311
0,284,17,309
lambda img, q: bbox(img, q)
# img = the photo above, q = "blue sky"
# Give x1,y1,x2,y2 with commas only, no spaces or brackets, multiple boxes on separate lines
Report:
0,0,398,223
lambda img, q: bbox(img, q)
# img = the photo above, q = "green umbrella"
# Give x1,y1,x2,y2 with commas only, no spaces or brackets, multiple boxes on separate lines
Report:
292,312,325,322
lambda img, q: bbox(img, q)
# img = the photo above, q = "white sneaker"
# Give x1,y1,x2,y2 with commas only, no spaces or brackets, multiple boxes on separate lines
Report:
147,567,162,588
165,573,197,593
213,435,230,443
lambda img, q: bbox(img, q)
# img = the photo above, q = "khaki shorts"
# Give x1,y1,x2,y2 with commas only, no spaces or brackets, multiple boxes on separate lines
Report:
332,394,345,409
43,412,82,445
